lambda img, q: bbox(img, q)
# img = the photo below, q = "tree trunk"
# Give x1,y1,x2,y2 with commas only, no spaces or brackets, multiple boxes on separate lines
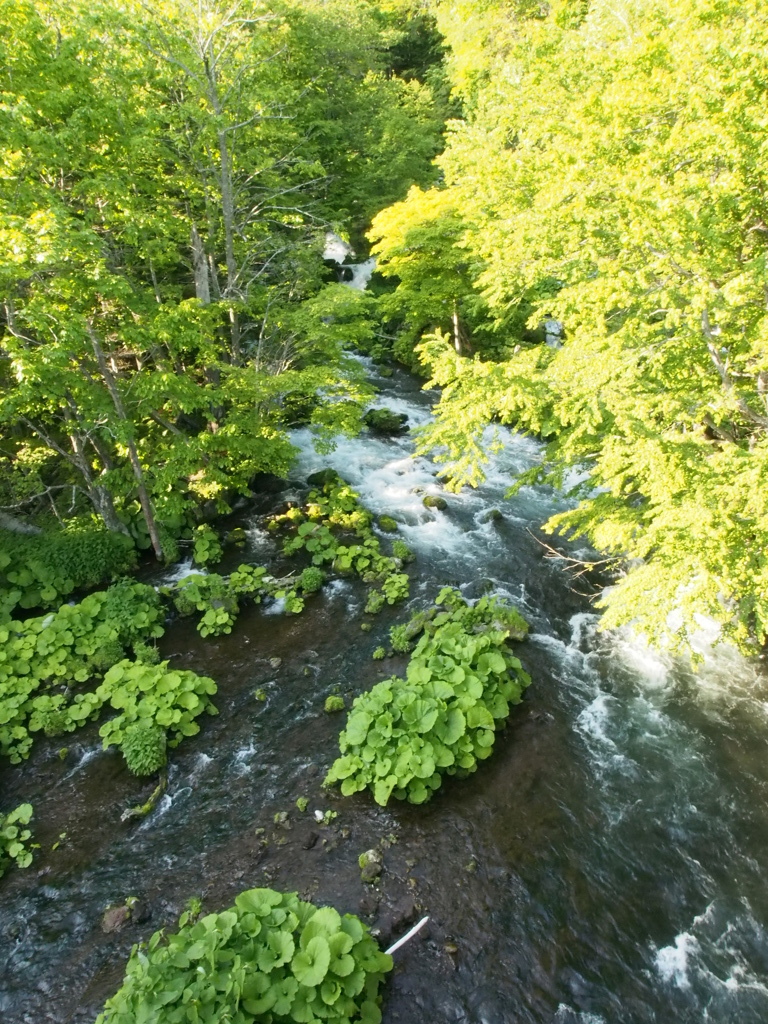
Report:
67,427,130,536
88,325,164,560
191,223,211,304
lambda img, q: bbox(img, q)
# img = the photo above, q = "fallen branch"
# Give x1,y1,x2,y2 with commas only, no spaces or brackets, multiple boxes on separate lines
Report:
121,772,167,823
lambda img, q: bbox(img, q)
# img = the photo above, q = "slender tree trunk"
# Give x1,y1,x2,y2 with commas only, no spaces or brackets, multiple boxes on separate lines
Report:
452,302,471,355
67,427,129,535
191,223,211,304
88,325,164,560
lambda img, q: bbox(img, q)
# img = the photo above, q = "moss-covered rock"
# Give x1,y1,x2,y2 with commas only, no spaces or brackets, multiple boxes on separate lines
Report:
377,515,399,533
306,468,342,489
422,494,448,511
364,408,409,436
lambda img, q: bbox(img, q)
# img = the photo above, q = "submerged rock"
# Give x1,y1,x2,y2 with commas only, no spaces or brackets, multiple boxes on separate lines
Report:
480,508,504,523
306,468,342,489
359,848,383,884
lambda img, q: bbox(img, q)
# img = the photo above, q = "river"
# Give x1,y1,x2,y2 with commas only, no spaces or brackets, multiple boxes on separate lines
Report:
2,359,768,1024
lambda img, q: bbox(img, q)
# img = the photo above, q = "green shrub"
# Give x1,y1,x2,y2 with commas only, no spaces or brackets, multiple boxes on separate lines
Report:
372,647,387,661
0,527,136,619
121,721,167,776
391,539,414,563
299,566,325,593
381,573,409,605
96,888,392,1024
132,640,161,665
0,803,34,877
325,590,530,806
389,625,412,654
364,590,385,614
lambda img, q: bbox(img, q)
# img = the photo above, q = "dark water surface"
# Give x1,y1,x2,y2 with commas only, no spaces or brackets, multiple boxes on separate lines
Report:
3,362,768,1024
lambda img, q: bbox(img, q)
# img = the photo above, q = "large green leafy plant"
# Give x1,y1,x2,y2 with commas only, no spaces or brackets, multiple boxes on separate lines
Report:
96,660,217,772
96,887,392,1024
325,589,530,805
0,581,165,762
0,802,34,877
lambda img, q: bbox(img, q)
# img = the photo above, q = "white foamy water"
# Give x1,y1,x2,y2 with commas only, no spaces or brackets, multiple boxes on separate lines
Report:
156,557,202,585
656,932,698,988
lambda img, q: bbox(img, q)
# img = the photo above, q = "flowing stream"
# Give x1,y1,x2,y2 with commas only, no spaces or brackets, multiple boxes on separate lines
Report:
3,361,768,1024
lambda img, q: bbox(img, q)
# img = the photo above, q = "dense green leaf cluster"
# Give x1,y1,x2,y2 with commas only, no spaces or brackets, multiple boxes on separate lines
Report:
0,802,34,877
191,526,224,568
371,0,768,653
97,660,217,764
96,888,392,1024
325,589,529,806
0,581,164,762
164,562,316,637
120,721,168,777
0,528,136,619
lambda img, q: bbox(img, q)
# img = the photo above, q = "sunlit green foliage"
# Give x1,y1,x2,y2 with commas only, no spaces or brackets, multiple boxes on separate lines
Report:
383,0,768,652
273,476,412,611
97,660,217,761
192,526,223,568
121,721,168,777
0,0,444,550
96,888,392,1024
325,588,529,805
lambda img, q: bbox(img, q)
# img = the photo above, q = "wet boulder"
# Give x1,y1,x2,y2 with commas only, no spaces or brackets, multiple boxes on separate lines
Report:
101,903,132,934
422,494,448,511
480,508,504,524
306,468,342,489
359,848,383,884
364,408,409,436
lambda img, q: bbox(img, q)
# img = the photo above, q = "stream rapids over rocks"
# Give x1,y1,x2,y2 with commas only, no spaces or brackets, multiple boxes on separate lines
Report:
3,359,768,1024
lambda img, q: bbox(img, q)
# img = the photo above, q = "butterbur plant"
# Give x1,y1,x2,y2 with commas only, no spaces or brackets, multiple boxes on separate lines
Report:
96,887,392,1024
192,525,223,567
0,803,34,877
325,590,530,806
96,660,218,758
0,581,165,763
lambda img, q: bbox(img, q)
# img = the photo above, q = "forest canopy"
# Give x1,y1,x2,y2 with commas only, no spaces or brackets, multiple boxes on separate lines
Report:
0,0,445,558
370,0,768,653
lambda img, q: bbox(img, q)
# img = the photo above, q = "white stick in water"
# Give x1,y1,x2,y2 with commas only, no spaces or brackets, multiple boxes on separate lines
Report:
385,915,430,956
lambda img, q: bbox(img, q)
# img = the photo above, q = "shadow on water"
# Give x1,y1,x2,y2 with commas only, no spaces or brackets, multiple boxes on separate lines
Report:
3,362,768,1024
